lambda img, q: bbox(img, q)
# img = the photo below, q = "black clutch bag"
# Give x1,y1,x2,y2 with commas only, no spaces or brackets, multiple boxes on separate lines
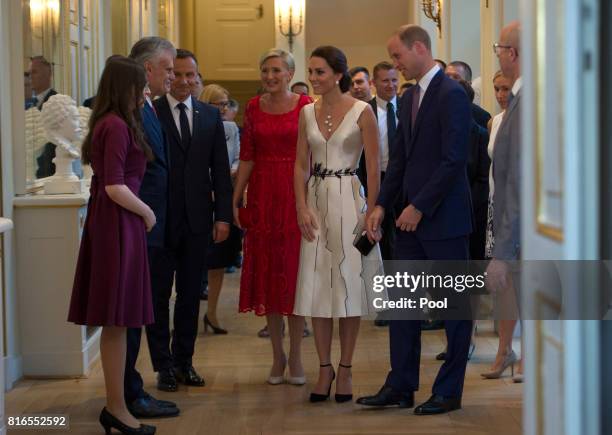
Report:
353,230,382,256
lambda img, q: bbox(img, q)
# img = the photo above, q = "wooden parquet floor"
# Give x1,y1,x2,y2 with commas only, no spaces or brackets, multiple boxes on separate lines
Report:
5,272,523,434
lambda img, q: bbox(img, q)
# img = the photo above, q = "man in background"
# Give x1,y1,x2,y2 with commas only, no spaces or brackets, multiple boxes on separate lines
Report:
445,60,491,129
291,81,309,96
349,66,373,101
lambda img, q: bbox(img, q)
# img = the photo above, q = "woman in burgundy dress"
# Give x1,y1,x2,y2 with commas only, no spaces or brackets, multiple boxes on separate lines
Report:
234,49,311,385
68,57,156,435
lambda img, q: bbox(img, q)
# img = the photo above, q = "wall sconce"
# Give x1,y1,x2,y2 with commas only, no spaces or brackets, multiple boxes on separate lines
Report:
29,0,60,35
421,0,442,35
277,0,303,52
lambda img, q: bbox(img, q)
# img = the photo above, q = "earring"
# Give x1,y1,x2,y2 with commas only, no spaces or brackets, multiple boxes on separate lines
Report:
335,80,339,85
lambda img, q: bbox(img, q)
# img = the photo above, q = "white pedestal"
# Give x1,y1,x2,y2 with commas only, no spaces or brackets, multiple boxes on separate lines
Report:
43,178,85,195
14,193,100,377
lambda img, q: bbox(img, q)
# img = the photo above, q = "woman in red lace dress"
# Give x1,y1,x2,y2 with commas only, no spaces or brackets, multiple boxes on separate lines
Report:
234,49,311,385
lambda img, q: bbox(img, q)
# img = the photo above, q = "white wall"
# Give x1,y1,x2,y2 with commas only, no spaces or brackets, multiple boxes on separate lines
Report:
306,0,412,75
417,3,439,58
450,0,481,76
0,0,115,390
1,0,23,390
504,0,519,23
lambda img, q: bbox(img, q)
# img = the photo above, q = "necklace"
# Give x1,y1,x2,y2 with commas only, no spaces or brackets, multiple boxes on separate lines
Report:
323,112,333,133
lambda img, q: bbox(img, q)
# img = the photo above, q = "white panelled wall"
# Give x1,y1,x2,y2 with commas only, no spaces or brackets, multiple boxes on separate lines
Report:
0,0,172,391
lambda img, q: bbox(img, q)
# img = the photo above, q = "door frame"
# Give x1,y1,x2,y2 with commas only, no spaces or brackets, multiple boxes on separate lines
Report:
520,0,601,433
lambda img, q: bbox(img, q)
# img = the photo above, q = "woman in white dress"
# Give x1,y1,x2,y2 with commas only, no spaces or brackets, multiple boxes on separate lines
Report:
293,46,383,403
481,70,520,380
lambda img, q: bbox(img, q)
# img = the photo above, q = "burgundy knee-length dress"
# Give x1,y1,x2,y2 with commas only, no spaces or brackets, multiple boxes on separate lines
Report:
68,113,153,328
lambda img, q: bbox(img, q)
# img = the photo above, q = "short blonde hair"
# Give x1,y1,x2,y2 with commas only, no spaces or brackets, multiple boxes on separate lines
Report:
199,84,229,104
493,70,506,82
259,48,295,71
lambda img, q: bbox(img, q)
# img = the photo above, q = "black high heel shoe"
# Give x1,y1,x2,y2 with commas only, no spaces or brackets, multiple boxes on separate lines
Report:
309,363,335,402
203,314,228,335
335,363,353,403
99,408,156,435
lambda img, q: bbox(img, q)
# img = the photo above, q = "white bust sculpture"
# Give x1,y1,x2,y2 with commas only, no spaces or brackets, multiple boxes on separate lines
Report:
39,94,86,194
24,107,47,182
78,105,93,181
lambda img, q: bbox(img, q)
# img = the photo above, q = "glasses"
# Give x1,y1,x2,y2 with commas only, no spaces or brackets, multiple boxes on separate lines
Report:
211,101,230,108
493,42,513,55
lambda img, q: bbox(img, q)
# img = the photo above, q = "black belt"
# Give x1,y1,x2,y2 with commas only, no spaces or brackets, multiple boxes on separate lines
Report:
312,162,357,179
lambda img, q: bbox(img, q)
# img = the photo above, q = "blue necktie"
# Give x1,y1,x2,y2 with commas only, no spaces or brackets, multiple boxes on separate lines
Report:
387,101,396,145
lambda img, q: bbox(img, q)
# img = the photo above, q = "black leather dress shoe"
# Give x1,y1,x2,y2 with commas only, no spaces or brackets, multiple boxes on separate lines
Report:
356,385,414,408
142,392,176,408
421,320,445,331
414,395,461,415
157,369,178,392
174,366,205,387
127,395,180,419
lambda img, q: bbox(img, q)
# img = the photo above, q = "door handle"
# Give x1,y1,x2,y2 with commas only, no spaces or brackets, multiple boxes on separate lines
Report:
256,4,264,19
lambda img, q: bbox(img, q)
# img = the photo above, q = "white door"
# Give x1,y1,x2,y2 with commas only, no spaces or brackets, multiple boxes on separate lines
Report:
196,0,274,81
520,0,601,434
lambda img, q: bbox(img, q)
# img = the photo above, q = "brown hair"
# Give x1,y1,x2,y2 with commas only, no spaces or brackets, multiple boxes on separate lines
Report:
81,56,152,164
176,48,198,64
372,61,395,80
310,46,351,92
397,25,432,52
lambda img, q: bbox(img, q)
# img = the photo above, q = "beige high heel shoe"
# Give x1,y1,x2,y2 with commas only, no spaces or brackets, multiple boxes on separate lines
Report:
267,356,287,385
480,350,518,379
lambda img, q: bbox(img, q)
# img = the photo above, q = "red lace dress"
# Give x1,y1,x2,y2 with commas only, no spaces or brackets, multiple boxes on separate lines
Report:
238,94,311,315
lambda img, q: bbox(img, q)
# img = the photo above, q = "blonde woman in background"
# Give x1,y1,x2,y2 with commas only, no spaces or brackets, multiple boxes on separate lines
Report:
481,70,517,380
198,84,241,334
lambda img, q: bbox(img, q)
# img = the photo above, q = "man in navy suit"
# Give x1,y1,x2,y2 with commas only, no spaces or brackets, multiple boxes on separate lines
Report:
125,36,180,419
148,49,232,392
358,24,473,415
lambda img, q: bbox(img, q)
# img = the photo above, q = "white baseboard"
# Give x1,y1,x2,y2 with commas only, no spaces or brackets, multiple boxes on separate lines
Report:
4,354,23,391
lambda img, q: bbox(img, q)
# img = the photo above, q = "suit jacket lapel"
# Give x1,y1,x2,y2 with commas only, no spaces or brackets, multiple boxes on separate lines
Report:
403,71,443,158
503,88,521,123
410,70,443,148
369,97,378,119
158,96,184,152
191,98,203,152
142,104,167,165
495,89,521,145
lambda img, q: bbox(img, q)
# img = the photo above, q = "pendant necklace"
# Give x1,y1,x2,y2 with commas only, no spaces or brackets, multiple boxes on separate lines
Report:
323,112,333,133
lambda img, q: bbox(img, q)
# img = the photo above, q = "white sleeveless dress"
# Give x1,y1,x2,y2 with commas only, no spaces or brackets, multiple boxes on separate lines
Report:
293,100,384,318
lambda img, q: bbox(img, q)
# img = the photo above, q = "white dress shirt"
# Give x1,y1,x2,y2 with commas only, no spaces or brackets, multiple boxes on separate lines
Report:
35,88,52,108
512,76,523,96
375,95,398,172
416,64,441,107
166,93,194,137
